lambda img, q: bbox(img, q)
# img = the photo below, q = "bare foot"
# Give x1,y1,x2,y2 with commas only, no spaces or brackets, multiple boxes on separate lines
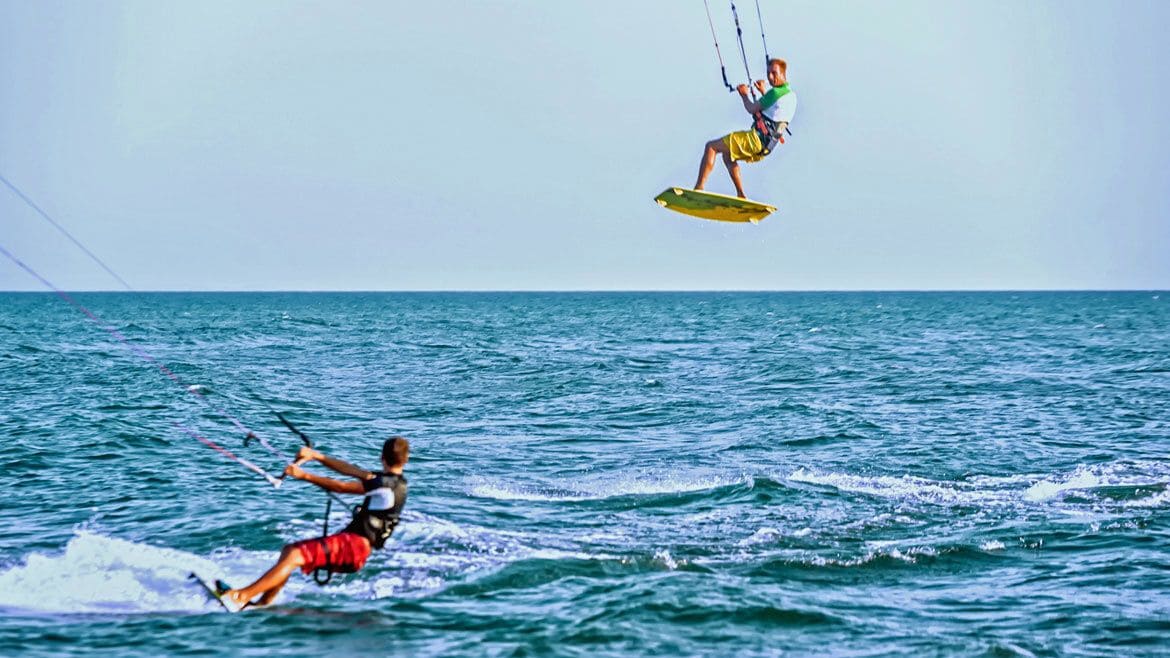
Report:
222,589,250,612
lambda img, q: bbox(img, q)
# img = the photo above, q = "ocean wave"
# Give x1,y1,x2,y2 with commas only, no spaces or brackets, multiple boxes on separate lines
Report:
1023,461,1170,504
803,543,941,567
301,511,630,601
787,467,1017,507
277,314,336,328
1126,488,1170,508
788,461,1170,510
467,473,752,502
738,527,785,546
735,541,1008,575
0,531,270,615
0,512,621,613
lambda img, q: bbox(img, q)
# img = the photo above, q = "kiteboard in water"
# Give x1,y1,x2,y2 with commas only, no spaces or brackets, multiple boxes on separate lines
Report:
188,572,243,613
654,187,776,224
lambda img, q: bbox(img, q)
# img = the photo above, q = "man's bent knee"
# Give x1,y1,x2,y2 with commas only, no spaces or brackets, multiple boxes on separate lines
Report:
279,544,306,566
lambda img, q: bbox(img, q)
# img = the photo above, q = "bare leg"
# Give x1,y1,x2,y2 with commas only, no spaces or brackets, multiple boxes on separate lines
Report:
255,586,282,607
694,138,727,191
722,151,747,198
224,544,306,608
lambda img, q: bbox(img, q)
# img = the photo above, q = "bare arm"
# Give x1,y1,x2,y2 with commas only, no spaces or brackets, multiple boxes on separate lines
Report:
317,454,372,479
285,463,366,494
739,94,762,115
293,446,372,479
736,81,767,115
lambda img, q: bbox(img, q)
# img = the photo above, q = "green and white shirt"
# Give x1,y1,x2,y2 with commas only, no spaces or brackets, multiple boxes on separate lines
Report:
759,84,797,124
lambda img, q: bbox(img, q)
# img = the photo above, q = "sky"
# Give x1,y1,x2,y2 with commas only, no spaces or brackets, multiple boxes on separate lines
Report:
2,0,1168,291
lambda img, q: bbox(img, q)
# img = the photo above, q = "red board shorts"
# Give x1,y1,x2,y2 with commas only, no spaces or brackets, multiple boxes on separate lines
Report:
291,531,372,574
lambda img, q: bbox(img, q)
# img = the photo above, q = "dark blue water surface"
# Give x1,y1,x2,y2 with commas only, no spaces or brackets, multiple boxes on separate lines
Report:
1,292,1168,657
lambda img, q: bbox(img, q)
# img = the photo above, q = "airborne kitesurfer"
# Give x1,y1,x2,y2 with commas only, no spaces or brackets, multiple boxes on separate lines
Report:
694,58,797,199
220,437,410,610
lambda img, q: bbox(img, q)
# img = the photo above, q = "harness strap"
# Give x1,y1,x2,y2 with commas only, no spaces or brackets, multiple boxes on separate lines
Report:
313,497,334,585
751,84,794,157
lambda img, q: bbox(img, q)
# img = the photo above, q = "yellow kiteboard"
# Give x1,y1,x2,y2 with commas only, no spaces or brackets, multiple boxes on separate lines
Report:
654,187,776,224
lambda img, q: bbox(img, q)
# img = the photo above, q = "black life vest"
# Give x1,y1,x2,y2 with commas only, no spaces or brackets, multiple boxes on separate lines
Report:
343,472,407,549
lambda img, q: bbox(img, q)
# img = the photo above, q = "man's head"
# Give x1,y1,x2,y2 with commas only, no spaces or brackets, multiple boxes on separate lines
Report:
381,436,410,470
767,58,788,86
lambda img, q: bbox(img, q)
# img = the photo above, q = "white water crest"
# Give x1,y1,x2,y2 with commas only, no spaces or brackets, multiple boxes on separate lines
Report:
789,460,1170,510
0,531,275,615
787,467,1026,507
468,471,751,502
0,514,623,614
1023,461,1170,503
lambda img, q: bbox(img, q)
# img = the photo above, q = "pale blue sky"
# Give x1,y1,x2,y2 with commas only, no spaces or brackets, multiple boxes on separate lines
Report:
2,0,1168,291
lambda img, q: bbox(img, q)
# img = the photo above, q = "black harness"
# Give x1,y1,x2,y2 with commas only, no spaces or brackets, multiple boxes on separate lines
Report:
750,83,793,158
343,472,408,550
752,112,789,157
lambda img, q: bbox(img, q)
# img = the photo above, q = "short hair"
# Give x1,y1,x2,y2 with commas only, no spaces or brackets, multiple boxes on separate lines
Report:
769,58,787,75
382,436,409,467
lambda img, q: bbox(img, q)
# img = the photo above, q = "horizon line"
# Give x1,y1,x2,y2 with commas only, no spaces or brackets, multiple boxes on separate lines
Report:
2,288,1167,294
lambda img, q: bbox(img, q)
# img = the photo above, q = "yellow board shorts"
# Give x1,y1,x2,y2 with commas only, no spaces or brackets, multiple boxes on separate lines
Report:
723,129,766,163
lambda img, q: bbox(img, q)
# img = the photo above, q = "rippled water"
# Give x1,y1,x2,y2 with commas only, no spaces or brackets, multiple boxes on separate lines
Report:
1,291,1168,657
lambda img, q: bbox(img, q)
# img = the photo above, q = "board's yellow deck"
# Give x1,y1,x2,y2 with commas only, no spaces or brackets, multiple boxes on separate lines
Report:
654,187,776,223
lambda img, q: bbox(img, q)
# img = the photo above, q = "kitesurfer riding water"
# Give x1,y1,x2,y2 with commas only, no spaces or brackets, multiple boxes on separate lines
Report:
220,437,409,610
694,58,797,199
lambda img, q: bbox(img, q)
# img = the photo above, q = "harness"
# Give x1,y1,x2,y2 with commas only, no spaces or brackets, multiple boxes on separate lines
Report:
751,83,793,157
343,472,408,550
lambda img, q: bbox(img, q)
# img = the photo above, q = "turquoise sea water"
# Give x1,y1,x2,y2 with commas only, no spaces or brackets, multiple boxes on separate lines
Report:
1,291,1168,657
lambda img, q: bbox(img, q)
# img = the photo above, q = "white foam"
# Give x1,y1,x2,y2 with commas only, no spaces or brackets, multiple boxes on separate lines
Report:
788,467,1004,506
322,510,623,601
368,572,445,599
1126,488,1170,509
0,511,634,612
800,544,936,568
997,643,1038,658
467,482,594,502
1024,470,1103,501
1024,462,1170,503
468,473,749,502
654,549,679,570
790,461,1170,510
0,531,272,615
738,527,783,546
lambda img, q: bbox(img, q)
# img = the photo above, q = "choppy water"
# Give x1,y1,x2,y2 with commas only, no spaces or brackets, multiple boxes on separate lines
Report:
1,291,1168,657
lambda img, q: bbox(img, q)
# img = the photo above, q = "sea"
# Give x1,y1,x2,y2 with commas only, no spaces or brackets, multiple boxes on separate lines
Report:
0,291,1167,657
